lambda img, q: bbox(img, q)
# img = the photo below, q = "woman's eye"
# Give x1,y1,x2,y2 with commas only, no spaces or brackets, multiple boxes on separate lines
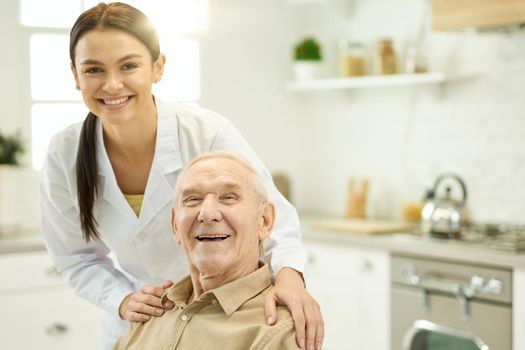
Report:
122,63,138,71
84,67,102,74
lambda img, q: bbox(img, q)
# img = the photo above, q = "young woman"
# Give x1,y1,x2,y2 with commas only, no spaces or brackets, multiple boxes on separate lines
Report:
40,2,323,350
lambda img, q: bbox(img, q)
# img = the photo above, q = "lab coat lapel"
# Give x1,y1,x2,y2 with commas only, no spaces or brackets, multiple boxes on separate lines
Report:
95,119,138,224
137,99,184,231
95,100,184,228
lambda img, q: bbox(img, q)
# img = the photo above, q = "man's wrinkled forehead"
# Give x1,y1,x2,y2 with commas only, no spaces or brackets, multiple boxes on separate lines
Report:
180,180,243,198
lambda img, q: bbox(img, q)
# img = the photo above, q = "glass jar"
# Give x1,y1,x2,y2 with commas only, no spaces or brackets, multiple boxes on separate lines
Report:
374,39,396,75
339,41,364,77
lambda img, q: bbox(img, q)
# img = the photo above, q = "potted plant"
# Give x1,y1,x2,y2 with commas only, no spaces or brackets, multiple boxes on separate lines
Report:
0,131,25,165
0,130,25,235
293,37,323,81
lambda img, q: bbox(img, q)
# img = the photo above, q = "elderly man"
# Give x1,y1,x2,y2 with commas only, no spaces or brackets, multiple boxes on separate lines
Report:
113,151,301,349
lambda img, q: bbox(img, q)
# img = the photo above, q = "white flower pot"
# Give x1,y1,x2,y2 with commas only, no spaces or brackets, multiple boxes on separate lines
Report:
293,61,322,81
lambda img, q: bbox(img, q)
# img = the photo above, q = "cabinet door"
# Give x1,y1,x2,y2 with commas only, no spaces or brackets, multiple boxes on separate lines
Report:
0,288,101,350
0,251,66,291
305,239,389,350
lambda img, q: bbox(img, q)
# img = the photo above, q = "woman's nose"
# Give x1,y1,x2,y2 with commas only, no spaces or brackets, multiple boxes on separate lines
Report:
102,72,124,93
197,197,222,223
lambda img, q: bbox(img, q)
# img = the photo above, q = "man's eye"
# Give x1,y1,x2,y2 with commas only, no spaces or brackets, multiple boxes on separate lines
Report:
122,63,138,71
220,194,239,203
183,197,201,206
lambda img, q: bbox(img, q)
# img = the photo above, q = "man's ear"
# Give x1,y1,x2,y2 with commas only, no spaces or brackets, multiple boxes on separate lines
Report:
258,202,275,241
171,207,181,245
70,62,80,90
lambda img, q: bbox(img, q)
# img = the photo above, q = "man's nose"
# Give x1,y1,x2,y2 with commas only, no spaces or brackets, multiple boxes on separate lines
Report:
102,72,124,93
197,197,222,223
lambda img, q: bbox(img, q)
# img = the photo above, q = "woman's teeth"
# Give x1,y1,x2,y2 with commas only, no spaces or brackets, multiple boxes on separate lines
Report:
103,96,129,105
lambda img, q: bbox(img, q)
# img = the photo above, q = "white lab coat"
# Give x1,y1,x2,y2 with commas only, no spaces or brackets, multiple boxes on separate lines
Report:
40,98,307,349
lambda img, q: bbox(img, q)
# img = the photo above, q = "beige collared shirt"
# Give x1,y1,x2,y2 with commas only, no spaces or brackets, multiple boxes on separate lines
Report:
113,264,300,350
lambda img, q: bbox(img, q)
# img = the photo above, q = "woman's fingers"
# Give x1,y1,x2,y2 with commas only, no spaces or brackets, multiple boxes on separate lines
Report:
303,299,324,350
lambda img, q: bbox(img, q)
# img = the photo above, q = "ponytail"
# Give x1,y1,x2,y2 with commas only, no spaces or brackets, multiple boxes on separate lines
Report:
76,112,100,242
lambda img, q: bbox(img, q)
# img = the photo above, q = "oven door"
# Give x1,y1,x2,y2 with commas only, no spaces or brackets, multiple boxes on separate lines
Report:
403,320,488,350
391,287,511,350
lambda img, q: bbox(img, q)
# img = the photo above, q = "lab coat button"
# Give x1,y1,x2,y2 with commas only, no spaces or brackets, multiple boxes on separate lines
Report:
181,314,188,321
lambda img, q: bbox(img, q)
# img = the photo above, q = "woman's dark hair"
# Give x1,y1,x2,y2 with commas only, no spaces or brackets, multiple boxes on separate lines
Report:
71,2,160,242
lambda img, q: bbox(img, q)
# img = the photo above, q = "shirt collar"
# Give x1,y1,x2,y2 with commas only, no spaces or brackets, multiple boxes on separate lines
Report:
162,263,272,317
95,96,183,177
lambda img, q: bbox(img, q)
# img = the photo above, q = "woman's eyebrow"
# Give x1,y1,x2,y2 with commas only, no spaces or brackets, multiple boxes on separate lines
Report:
79,53,142,66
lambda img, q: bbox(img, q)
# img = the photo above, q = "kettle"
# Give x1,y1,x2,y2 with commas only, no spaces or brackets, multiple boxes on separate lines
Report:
421,173,468,238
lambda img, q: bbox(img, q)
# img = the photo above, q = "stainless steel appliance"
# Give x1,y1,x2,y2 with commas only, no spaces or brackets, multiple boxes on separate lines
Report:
391,254,512,350
420,173,468,238
409,222,525,253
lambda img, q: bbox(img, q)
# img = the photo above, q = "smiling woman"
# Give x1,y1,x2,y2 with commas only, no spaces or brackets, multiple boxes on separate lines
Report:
22,0,206,169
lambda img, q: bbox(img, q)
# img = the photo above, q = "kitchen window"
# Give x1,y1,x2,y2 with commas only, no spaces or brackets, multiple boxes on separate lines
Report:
21,0,208,169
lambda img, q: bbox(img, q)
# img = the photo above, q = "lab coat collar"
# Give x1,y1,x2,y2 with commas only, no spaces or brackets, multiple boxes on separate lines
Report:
95,97,184,227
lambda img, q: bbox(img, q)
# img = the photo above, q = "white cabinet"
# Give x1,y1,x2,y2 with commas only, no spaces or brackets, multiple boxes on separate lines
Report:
304,236,390,350
514,267,525,350
0,251,101,350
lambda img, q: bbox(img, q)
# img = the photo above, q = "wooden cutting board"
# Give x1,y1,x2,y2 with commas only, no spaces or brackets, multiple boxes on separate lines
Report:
310,218,417,235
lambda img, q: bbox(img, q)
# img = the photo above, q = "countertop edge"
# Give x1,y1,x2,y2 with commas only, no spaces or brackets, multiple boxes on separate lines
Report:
303,226,525,269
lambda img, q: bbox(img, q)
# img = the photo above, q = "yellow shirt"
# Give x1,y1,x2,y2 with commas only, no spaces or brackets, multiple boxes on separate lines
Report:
123,194,144,217
113,264,299,350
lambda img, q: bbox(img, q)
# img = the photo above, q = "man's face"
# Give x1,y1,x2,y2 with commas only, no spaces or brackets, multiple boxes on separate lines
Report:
171,157,274,281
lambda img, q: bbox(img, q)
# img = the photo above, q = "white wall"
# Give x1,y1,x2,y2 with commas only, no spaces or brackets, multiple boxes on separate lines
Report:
0,0,23,133
198,0,306,192
200,0,525,223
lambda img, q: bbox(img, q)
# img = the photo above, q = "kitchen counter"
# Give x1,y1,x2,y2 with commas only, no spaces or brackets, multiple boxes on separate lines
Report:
0,230,45,254
302,218,525,269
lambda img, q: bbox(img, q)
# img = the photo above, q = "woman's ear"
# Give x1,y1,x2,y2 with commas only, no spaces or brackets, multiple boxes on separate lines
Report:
258,202,275,241
171,207,181,245
153,53,166,83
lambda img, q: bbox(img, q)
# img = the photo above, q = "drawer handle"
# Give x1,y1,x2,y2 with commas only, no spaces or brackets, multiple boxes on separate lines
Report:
45,322,69,336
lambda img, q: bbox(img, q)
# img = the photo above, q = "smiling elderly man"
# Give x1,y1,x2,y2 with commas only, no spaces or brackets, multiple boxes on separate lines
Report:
113,151,300,350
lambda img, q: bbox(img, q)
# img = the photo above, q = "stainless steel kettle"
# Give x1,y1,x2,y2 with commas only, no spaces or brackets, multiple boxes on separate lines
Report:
421,173,468,238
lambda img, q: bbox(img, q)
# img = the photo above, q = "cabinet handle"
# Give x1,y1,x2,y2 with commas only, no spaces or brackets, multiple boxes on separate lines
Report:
45,322,69,336
360,259,374,272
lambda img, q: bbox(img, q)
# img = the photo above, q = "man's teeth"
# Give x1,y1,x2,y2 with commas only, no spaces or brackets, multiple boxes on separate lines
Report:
196,234,230,241
103,96,129,105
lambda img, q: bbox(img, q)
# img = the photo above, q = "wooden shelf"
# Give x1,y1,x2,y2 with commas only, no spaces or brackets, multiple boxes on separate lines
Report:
285,72,465,92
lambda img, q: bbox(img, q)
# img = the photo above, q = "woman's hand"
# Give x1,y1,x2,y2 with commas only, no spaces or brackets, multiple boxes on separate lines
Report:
119,280,175,322
264,267,324,350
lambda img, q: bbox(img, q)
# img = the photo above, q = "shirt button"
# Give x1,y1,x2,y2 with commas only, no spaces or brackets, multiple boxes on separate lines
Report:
211,299,217,305
181,314,188,321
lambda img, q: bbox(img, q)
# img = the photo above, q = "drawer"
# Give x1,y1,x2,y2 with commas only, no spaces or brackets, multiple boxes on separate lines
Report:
0,251,67,293
0,288,101,350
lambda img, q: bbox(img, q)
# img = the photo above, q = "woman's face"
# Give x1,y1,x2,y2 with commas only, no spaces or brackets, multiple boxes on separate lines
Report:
71,29,164,127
